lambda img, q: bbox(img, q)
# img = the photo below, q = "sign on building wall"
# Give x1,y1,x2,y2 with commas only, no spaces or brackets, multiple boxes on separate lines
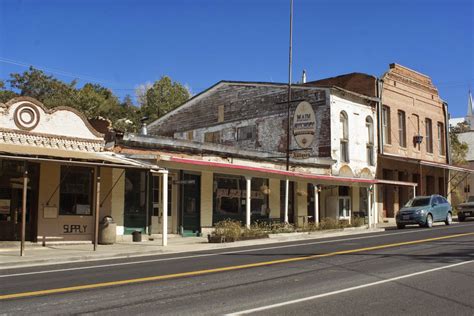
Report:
292,101,316,158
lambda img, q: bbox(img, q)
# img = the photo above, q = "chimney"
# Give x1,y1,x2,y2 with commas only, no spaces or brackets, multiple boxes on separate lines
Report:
140,116,149,135
302,70,307,83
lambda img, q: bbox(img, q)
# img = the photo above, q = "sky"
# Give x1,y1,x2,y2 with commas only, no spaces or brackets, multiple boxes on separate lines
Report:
0,0,472,117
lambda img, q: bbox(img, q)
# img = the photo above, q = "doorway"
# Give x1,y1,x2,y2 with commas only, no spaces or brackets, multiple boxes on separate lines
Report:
180,172,201,236
0,160,39,241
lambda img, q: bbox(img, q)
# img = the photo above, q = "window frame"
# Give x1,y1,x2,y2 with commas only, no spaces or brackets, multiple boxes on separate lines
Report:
340,111,349,163
365,116,374,166
398,110,406,148
425,118,433,153
437,122,445,156
382,106,391,145
59,166,93,216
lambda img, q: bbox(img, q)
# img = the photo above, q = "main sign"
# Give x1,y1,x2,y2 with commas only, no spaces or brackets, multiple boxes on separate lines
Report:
293,101,316,149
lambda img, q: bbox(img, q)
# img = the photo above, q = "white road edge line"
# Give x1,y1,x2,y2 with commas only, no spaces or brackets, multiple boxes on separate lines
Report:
1,223,472,278
226,259,474,315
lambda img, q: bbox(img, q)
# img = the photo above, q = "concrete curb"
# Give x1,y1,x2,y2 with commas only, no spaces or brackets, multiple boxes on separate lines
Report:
0,227,386,270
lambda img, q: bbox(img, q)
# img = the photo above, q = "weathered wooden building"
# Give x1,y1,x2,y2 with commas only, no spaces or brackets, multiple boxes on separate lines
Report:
117,81,389,236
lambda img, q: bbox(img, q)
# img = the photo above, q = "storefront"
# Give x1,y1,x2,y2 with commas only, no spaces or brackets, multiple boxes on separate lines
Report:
213,174,269,224
0,97,163,254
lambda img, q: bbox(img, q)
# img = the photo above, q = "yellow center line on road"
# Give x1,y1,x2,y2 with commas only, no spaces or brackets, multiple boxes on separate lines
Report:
1,231,474,301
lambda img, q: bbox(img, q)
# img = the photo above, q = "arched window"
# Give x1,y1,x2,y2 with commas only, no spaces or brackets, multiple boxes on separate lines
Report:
340,111,349,162
366,116,374,166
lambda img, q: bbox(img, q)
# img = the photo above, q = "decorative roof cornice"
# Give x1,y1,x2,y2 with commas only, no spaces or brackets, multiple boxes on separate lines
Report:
2,97,104,138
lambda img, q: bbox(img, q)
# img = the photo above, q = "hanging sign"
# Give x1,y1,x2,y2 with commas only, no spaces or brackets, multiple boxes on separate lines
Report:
0,199,10,214
293,101,316,149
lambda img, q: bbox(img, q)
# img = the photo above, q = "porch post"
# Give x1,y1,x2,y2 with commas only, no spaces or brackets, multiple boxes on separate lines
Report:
367,186,372,229
284,179,289,224
93,167,101,251
413,185,417,198
20,166,28,257
245,177,251,228
314,185,319,226
162,170,169,246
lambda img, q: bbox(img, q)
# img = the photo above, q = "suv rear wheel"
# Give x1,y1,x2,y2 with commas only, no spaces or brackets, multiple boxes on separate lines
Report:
445,212,452,225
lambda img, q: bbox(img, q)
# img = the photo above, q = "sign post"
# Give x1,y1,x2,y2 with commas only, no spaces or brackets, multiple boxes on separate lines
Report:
20,166,28,257
93,167,101,251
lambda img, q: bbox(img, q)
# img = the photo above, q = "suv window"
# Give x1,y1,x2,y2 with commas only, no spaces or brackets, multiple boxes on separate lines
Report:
435,196,444,204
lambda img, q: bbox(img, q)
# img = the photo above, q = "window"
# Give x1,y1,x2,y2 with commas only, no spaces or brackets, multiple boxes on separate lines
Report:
213,174,269,223
338,197,351,218
366,116,374,166
413,114,420,150
152,175,172,217
340,111,349,162
59,166,93,215
425,118,433,153
237,125,256,141
187,131,193,141
398,110,406,147
437,122,445,155
382,106,391,145
204,131,220,144
217,105,225,123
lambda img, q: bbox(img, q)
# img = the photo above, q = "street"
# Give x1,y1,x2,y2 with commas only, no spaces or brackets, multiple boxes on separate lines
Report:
1,223,474,315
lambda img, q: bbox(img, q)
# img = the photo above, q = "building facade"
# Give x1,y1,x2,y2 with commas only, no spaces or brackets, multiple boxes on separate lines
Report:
116,81,384,236
309,64,451,221
0,97,162,244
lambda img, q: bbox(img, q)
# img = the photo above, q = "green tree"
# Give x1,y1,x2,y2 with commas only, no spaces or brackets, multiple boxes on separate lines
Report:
0,80,18,103
142,76,190,121
8,66,77,108
449,122,470,206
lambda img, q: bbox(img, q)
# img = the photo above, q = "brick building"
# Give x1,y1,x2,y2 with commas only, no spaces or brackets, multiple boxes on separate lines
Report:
310,63,452,221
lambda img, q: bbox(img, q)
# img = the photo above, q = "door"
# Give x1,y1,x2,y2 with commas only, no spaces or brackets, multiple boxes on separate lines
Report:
433,196,447,221
124,170,147,234
0,161,39,241
181,173,201,234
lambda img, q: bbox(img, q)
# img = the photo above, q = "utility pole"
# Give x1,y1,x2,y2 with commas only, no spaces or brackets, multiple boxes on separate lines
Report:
284,0,294,224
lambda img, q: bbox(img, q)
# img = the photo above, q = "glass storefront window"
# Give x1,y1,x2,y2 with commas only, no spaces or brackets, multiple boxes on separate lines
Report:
59,166,93,216
213,174,269,223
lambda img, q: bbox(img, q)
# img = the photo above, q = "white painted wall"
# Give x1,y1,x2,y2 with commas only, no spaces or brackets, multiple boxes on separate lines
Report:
1,101,102,141
329,94,377,178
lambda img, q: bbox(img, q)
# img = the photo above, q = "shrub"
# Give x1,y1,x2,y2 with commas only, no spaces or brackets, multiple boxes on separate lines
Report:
351,216,366,227
212,219,242,241
318,217,341,230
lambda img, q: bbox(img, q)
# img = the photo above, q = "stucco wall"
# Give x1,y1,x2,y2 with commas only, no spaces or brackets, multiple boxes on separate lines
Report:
330,94,377,178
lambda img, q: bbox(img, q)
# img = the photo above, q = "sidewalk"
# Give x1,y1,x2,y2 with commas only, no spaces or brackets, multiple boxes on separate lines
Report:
0,227,385,270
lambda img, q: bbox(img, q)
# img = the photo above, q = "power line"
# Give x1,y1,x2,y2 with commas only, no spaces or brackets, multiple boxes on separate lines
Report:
0,57,118,87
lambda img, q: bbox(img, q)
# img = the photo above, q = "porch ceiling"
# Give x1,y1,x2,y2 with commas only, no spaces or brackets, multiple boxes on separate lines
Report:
0,143,160,170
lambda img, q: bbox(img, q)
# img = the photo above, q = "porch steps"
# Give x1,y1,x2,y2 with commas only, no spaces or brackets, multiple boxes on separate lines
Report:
182,230,200,237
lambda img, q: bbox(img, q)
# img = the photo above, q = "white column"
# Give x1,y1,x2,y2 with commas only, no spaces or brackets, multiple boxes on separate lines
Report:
246,177,251,228
284,179,289,224
162,170,168,246
413,185,417,198
367,186,372,229
314,185,319,226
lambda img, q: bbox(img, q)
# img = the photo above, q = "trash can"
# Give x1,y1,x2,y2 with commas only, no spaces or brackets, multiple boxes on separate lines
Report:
99,216,117,245
132,230,142,242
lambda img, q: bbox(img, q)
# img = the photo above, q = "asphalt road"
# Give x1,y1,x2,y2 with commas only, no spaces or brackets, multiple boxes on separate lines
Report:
1,223,474,315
